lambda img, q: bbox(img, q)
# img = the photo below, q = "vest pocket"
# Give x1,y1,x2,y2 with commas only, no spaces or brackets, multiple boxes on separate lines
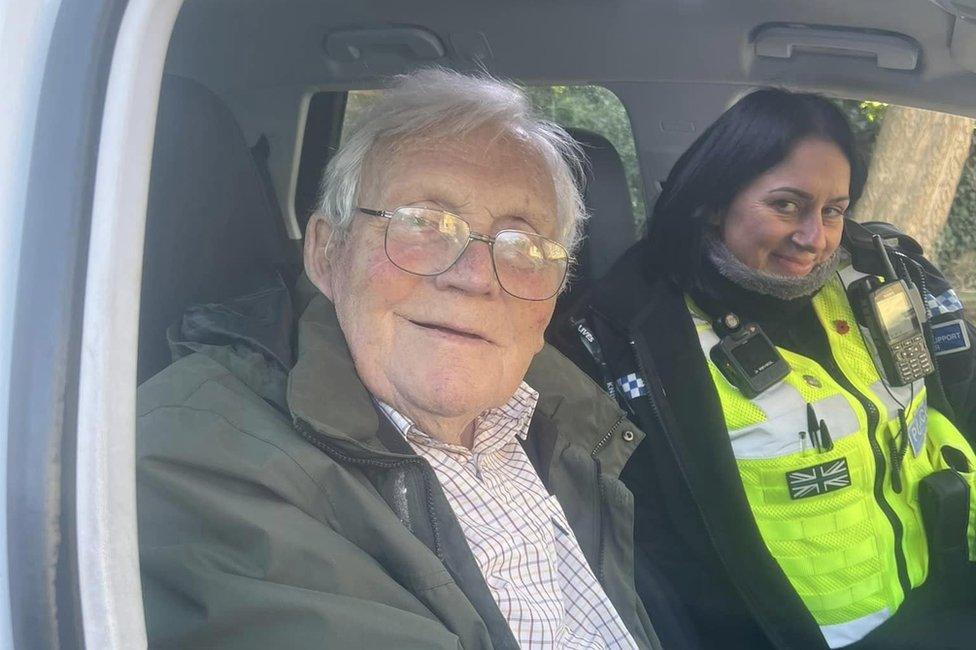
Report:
918,466,971,574
925,448,976,563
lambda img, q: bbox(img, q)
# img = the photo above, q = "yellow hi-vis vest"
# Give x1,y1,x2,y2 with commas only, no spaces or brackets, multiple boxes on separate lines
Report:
689,268,976,648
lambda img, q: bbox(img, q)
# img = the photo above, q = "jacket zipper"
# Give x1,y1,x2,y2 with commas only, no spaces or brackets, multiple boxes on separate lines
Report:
590,414,627,582
816,352,912,599
294,418,444,558
629,339,666,434
591,414,627,457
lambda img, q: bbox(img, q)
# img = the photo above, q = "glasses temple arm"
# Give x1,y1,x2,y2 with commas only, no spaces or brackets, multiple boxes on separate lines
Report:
356,207,393,219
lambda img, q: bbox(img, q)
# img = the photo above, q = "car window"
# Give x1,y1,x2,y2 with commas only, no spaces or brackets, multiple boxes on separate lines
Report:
835,98,976,320
341,85,646,231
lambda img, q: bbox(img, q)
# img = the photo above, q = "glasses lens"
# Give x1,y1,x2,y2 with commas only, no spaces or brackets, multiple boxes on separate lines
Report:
386,207,468,275
492,230,569,300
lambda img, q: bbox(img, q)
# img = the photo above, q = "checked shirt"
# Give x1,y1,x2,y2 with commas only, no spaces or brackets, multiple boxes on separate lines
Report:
377,384,637,649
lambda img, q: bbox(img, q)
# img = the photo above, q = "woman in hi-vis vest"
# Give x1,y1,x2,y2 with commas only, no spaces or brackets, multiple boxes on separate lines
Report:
552,89,976,649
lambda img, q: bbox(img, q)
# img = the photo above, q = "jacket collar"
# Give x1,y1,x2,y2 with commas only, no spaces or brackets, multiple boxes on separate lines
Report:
166,269,294,411
526,338,643,478
286,295,386,450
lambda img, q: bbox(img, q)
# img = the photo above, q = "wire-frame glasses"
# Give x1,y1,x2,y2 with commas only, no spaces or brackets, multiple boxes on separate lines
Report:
357,206,569,301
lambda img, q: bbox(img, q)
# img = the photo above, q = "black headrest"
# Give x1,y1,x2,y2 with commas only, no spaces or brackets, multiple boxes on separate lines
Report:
546,129,638,343
567,128,638,283
138,74,297,383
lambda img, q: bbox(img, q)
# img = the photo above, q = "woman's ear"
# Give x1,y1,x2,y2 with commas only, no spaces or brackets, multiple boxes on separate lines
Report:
693,205,722,229
706,207,722,227
304,214,338,300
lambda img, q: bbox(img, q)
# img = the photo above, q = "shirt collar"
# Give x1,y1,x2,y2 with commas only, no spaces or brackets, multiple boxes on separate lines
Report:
375,382,539,456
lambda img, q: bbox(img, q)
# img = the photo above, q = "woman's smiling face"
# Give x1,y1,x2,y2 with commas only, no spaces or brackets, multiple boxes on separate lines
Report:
720,137,852,277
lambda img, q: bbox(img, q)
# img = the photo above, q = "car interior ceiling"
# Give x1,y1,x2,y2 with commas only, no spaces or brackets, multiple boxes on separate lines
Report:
139,0,976,379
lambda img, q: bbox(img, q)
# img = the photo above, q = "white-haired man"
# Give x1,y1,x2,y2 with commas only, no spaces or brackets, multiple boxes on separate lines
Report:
137,68,660,649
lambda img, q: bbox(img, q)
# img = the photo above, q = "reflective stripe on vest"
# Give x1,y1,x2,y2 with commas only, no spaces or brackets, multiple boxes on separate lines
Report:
686,268,948,647
821,609,892,648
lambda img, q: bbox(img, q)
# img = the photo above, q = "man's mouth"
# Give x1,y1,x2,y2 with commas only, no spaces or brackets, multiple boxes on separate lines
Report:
405,318,492,343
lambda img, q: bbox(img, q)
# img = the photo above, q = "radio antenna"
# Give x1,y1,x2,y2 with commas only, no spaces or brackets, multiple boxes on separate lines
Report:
872,234,898,281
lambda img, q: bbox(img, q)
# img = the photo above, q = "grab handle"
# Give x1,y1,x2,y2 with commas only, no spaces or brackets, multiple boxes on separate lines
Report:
754,25,920,71
324,27,445,63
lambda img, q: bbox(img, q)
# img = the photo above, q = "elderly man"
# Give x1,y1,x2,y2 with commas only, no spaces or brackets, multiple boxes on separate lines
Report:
137,68,658,649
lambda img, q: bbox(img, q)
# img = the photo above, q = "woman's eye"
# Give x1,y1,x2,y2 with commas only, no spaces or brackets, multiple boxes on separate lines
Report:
770,199,798,214
823,206,847,219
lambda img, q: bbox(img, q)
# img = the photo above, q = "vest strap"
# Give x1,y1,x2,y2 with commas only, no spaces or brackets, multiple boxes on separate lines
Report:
761,500,870,540
798,572,884,611
775,535,880,576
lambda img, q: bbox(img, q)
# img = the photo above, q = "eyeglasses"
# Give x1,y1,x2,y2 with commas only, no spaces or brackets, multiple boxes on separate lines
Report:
357,206,570,301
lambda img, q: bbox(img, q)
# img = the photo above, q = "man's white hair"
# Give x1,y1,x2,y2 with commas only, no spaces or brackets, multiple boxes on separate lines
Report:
316,67,588,254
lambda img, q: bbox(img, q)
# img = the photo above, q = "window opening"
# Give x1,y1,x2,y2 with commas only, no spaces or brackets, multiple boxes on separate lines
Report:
835,99,976,320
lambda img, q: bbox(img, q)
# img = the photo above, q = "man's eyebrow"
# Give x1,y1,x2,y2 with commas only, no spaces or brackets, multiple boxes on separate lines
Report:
396,193,466,213
508,215,539,232
499,210,550,234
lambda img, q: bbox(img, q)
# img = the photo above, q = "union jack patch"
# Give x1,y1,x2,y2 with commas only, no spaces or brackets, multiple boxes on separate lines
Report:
786,458,851,500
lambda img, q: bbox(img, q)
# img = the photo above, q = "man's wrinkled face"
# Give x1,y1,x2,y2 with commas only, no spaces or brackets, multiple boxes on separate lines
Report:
309,127,559,425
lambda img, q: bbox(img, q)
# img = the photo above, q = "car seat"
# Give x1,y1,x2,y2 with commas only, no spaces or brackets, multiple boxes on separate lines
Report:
548,128,638,336
138,74,299,383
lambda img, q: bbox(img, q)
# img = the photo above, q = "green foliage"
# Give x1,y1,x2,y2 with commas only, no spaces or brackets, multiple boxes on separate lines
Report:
524,86,647,230
833,98,885,160
340,90,381,145
934,138,976,291
859,101,888,123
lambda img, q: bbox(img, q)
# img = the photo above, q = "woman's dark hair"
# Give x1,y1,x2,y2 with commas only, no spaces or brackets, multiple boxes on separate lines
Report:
646,87,865,280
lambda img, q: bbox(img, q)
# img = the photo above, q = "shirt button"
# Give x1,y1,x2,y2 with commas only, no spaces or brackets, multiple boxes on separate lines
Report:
622,430,635,442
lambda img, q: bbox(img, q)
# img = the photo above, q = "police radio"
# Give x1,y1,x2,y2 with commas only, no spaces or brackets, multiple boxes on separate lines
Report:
848,235,934,387
710,313,791,398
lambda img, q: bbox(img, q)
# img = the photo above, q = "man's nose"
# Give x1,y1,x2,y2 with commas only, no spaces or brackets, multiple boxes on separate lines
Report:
791,213,827,253
433,239,498,295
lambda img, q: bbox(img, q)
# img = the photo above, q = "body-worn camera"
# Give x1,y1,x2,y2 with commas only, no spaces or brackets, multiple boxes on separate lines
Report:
848,236,934,387
710,314,790,398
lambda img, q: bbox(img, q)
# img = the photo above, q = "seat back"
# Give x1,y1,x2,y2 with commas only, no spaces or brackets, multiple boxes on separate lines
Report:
138,74,298,383
548,128,638,340
566,128,639,285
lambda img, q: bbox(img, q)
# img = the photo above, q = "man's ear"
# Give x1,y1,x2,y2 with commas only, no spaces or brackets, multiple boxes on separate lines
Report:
304,214,338,300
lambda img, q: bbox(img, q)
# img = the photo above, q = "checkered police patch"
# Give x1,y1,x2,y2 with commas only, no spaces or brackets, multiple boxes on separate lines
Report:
925,289,965,317
615,373,647,400
786,458,852,499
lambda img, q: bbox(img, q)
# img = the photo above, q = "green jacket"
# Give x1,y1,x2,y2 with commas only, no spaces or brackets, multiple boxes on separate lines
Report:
137,289,660,649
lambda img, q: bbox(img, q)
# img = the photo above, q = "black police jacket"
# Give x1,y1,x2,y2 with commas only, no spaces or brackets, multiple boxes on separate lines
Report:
549,230,976,650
